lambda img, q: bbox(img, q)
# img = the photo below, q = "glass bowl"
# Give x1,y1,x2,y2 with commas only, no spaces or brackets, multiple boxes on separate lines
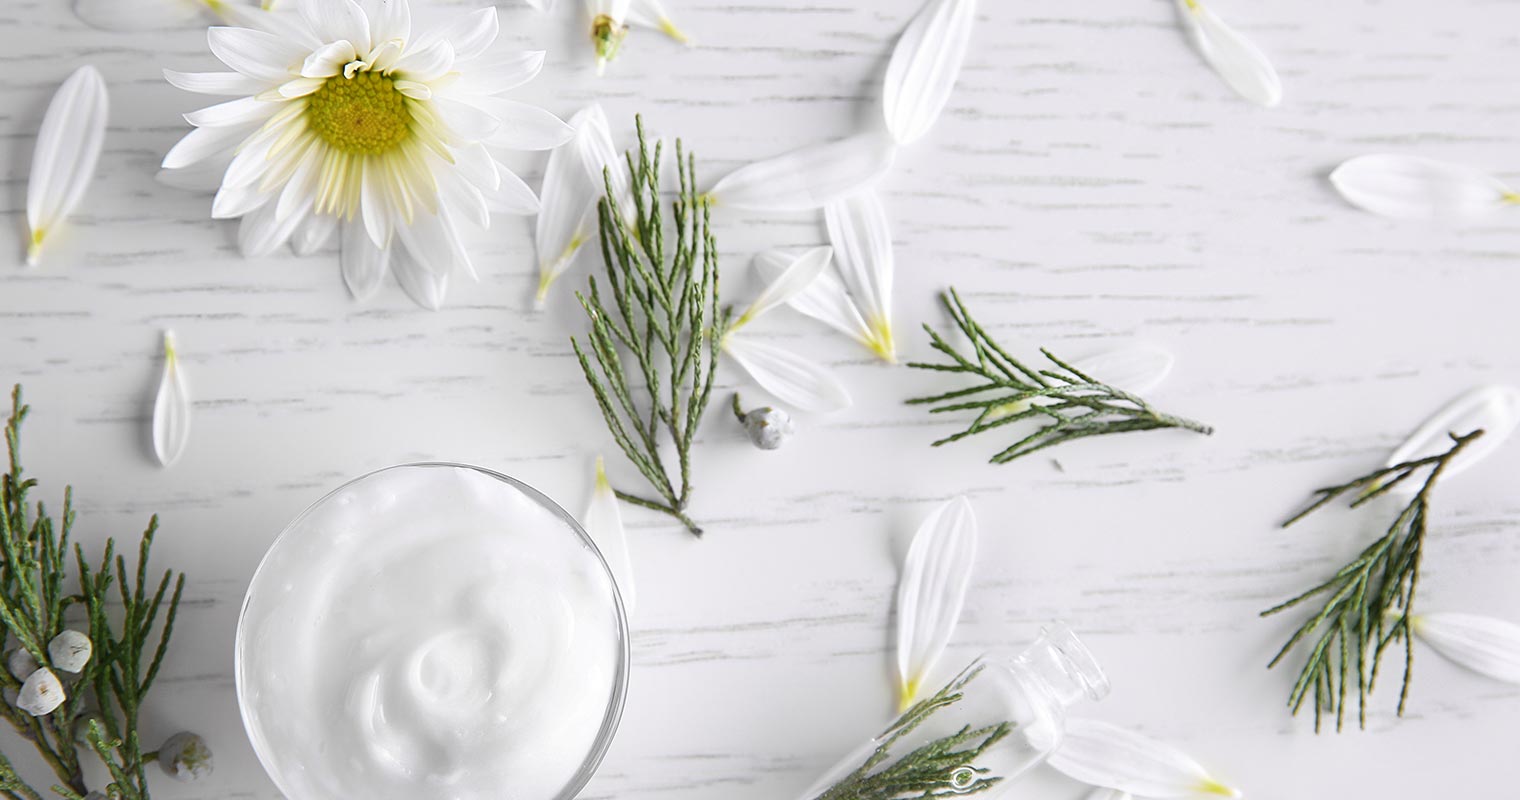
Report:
235,463,629,800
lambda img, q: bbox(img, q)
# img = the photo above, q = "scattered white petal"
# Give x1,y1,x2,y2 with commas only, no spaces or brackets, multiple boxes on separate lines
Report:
627,0,691,44
1085,790,1133,800
723,334,852,413
755,248,874,351
1329,155,1518,220
1412,612,1520,684
583,456,637,616
894,495,977,711
1072,345,1175,395
340,221,390,301
535,104,617,306
1381,385,1520,493
1051,718,1241,799
1175,0,1281,108
732,246,832,330
523,0,557,10
707,131,896,213
26,66,109,267
152,331,192,468
825,190,896,361
882,0,976,145
73,0,206,31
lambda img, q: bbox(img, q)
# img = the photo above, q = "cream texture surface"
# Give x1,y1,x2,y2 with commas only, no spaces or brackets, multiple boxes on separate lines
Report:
236,465,622,800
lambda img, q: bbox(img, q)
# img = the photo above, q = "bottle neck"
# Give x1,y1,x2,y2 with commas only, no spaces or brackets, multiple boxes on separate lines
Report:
1010,623,1110,708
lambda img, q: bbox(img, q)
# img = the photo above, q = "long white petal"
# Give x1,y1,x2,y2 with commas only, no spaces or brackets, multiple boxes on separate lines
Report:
415,7,499,62
26,66,109,267
1050,719,1241,799
480,163,540,216
723,334,852,413
340,221,390,301
393,246,449,310
882,0,976,145
299,0,370,54
732,246,832,330
161,121,258,170
291,212,337,256
155,150,234,193
1412,612,1520,684
523,0,557,11
1085,790,1133,800
73,0,204,31
1381,385,1520,494
1073,345,1175,395
707,131,896,213
583,457,637,616
1175,0,1281,108
1329,155,1518,220
535,104,611,306
627,0,691,45
152,331,192,468
208,26,308,84
825,190,896,362
755,249,873,349
163,69,265,96
575,103,629,211
894,495,977,710
453,50,546,96
478,99,575,151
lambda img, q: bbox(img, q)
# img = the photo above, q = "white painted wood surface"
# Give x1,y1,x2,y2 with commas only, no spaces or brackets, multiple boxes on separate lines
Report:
4,0,1520,797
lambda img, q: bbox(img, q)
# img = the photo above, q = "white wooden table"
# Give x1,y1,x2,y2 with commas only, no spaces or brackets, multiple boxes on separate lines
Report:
3,0,1519,797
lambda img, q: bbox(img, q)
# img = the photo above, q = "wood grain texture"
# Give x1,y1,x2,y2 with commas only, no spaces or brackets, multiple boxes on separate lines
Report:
2,0,1519,797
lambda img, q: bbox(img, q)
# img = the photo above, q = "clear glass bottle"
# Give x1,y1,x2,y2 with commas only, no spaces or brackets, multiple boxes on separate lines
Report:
796,623,1108,800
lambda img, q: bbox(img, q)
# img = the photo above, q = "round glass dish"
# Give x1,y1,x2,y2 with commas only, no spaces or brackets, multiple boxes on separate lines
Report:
235,463,629,800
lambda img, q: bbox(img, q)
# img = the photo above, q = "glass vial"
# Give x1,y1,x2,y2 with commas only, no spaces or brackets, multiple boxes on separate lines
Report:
797,622,1109,800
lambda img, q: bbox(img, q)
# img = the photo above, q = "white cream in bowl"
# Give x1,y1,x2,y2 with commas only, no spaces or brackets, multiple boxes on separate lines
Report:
236,464,627,800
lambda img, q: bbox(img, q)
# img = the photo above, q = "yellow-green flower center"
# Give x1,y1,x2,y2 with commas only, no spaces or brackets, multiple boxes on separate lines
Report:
305,71,412,156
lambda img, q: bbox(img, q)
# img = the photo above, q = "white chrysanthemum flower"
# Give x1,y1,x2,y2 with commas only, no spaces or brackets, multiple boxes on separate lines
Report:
161,0,571,308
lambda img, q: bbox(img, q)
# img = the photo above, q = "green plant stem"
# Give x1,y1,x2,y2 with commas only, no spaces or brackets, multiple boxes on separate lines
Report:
1261,429,1481,731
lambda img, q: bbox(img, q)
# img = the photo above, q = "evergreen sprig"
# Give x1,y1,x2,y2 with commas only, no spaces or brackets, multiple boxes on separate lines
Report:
813,666,1012,800
0,386,185,799
571,116,728,536
908,289,1213,464
1262,429,1482,732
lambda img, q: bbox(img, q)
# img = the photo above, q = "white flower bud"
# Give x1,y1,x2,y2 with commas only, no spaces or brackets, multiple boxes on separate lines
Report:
7,648,39,680
158,731,213,782
16,668,65,716
47,630,92,673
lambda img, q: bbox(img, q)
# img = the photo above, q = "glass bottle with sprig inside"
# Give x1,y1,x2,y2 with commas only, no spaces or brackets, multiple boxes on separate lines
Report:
799,623,1109,800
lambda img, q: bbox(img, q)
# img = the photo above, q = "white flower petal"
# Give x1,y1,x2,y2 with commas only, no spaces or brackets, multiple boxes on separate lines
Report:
453,50,546,96
433,96,500,142
626,0,691,44
183,96,279,128
152,330,192,468
1176,0,1282,107
238,195,312,256
393,210,456,276
1072,345,1175,395
1085,790,1133,800
1329,154,1517,220
291,212,337,255
1412,612,1520,684
534,106,605,306
574,103,631,215
480,163,540,216
216,4,324,48
361,0,409,45
393,245,449,310
162,121,259,170
299,0,370,54
73,0,204,31
340,220,390,300
583,456,637,616
208,26,307,83
588,0,633,23
755,248,873,347
301,40,358,78
392,39,455,83
894,495,977,710
1380,385,1520,494
155,150,234,193
1050,719,1241,799
163,69,265,96
417,7,498,62
882,0,976,146
213,184,274,219
825,190,896,361
523,0,556,10
26,65,108,267
707,131,896,212
723,334,852,413
733,245,831,329
478,99,575,151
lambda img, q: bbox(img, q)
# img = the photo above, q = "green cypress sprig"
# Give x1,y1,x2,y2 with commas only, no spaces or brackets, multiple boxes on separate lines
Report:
908,289,1213,464
1262,429,1482,732
571,116,728,536
0,386,186,800
813,666,1013,800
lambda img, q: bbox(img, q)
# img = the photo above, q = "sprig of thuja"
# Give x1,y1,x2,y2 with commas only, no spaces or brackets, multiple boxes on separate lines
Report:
571,117,728,536
1262,430,1482,732
813,666,1012,800
0,386,186,800
907,289,1212,464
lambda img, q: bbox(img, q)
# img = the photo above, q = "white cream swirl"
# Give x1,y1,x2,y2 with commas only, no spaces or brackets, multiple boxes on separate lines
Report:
238,465,624,800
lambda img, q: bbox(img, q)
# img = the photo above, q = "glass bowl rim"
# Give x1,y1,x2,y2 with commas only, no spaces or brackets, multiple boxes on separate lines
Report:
233,461,631,800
